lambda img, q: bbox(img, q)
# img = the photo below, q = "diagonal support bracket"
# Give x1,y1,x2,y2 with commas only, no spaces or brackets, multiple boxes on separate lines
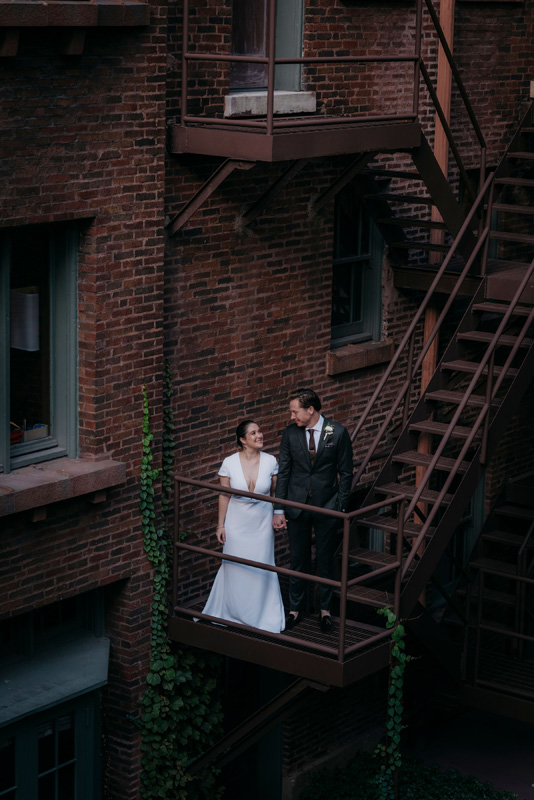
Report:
314,152,378,212
189,678,329,775
167,159,256,236
242,159,310,226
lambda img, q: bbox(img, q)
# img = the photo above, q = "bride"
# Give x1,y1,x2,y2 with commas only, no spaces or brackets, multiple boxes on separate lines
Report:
201,420,285,633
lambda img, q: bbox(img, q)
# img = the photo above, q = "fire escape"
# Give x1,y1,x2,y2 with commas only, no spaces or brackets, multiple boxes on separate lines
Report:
168,0,534,768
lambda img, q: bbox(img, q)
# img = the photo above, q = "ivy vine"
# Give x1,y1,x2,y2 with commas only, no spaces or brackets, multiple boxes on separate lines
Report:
375,607,412,800
138,367,223,800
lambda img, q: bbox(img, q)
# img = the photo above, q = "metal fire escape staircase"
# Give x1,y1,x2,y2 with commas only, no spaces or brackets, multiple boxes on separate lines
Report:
339,103,534,707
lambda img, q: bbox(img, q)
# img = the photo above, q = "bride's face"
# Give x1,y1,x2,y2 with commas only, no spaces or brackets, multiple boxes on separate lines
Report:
241,423,264,451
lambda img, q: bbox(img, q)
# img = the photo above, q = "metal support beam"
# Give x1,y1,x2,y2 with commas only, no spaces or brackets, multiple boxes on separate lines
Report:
167,159,256,236
313,152,377,212
189,678,328,776
242,159,309,225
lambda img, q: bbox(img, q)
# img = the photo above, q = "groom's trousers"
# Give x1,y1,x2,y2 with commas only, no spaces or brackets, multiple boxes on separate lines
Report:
287,506,339,612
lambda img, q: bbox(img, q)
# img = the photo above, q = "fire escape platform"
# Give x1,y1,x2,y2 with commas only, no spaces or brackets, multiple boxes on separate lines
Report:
169,119,421,162
169,606,391,688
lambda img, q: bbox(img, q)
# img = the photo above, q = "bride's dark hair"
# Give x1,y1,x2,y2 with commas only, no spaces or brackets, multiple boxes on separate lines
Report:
236,420,256,449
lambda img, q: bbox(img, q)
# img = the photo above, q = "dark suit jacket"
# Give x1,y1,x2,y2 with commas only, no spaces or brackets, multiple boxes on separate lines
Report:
275,418,354,520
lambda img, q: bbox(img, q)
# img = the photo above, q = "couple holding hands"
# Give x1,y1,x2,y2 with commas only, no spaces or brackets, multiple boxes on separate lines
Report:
201,388,354,634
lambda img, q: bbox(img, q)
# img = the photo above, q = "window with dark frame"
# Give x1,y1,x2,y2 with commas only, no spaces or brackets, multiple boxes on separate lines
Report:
331,183,382,347
230,0,303,92
1,225,78,474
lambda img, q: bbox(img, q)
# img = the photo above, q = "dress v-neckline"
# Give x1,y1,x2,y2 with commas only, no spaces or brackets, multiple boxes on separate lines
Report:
238,451,262,493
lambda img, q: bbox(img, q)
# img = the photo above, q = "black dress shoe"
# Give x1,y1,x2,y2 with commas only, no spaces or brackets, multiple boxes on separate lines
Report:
320,614,333,633
285,612,301,630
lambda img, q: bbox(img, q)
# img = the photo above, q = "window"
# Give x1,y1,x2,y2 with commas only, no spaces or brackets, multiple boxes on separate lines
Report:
331,184,383,347
1,226,78,474
230,0,303,92
0,696,99,800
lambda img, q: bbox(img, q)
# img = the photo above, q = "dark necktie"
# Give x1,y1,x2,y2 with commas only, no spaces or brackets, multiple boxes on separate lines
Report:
308,428,316,463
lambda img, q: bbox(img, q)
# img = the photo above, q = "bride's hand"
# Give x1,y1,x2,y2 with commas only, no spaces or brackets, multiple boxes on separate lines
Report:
216,525,226,544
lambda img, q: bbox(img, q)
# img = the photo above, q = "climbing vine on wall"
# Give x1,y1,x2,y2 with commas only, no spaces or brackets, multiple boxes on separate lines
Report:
138,368,223,800
375,607,412,800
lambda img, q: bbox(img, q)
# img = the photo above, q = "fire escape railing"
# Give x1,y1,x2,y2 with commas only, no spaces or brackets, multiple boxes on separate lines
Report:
180,0,486,191
172,475,407,661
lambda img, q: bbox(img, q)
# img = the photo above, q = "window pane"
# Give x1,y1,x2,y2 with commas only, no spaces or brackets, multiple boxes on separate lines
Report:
38,772,55,800
57,716,75,765
9,230,51,449
0,738,16,792
231,0,267,89
38,722,55,773
58,763,75,800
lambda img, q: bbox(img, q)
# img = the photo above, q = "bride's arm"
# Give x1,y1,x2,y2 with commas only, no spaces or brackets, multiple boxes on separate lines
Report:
217,476,231,544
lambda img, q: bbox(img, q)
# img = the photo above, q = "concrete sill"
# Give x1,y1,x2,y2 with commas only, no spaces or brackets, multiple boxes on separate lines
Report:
326,339,395,376
224,90,317,118
0,457,126,518
0,0,150,28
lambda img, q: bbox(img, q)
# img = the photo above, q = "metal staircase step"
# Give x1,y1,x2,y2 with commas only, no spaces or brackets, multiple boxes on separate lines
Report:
456,585,517,607
364,192,434,205
495,177,534,187
457,330,534,347
489,230,534,245
376,482,453,506
441,359,519,377
409,419,479,440
375,217,447,229
392,450,470,473
469,557,517,576
495,504,534,522
361,168,423,180
507,151,534,160
472,301,532,317
492,203,534,216
348,548,399,568
357,513,435,538
425,388,498,408
392,240,450,252
345,586,395,608
481,529,534,547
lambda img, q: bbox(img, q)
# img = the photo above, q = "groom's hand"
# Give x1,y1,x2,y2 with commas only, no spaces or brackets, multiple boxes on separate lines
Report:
272,514,286,530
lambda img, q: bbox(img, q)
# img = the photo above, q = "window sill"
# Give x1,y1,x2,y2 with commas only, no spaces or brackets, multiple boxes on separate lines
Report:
224,90,317,118
0,0,150,29
0,457,126,518
326,338,394,376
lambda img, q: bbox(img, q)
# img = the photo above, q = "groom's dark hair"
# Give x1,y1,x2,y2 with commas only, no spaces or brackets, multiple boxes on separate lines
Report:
290,388,321,412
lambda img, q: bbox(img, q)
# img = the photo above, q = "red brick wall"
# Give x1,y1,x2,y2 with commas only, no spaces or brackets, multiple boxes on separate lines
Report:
0,4,167,797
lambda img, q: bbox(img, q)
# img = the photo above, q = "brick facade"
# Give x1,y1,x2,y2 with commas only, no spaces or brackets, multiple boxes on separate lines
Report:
1,0,534,796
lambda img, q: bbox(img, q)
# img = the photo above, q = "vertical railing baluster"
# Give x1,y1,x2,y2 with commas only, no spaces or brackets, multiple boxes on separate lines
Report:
267,0,276,136
181,0,189,128
413,0,423,118
338,515,350,663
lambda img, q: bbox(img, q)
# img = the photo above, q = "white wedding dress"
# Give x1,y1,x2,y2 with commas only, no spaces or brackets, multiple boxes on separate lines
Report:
201,451,285,633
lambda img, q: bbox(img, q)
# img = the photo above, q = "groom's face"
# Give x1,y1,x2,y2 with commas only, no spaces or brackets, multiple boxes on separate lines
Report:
289,399,315,427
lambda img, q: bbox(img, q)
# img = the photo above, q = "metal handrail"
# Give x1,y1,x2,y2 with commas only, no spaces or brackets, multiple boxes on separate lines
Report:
351,171,495,473
172,474,407,662
402,256,534,577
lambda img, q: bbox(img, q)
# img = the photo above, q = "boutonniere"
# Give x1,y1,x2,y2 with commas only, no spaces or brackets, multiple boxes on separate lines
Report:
323,424,334,441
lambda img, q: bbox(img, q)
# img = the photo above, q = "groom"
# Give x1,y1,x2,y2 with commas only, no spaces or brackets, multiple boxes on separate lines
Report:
273,388,353,633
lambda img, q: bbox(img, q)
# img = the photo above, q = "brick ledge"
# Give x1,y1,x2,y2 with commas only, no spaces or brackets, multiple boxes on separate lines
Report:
326,338,394,376
0,0,150,28
0,457,126,517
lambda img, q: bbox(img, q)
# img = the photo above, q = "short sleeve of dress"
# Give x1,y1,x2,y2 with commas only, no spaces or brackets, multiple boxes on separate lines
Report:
218,457,231,478
267,454,278,477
